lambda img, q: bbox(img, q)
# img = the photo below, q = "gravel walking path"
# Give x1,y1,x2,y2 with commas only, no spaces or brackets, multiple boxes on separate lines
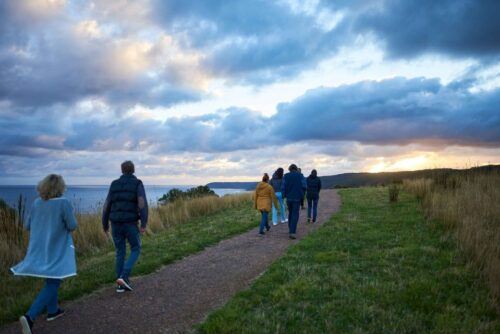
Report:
2,190,340,334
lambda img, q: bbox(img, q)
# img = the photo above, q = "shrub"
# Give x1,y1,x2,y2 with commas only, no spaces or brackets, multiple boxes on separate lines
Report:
388,183,400,202
158,185,217,204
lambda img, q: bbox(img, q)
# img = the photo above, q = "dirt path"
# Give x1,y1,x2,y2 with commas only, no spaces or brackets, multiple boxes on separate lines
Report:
2,190,340,334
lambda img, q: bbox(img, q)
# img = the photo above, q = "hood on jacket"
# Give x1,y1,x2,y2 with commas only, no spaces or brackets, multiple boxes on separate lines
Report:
256,181,270,191
308,169,318,178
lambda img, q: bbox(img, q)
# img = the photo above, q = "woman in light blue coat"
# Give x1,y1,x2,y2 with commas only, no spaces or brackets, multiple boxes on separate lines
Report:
11,174,77,334
269,168,287,225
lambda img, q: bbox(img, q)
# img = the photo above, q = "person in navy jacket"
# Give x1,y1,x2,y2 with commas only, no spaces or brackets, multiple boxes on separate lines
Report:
306,169,322,223
102,161,148,293
281,164,306,239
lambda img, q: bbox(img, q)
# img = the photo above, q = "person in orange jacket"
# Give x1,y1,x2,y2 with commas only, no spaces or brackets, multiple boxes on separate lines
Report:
253,173,279,235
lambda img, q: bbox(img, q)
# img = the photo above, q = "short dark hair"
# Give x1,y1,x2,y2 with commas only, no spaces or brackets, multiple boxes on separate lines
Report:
288,164,298,172
121,160,135,175
275,167,284,179
262,173,270,182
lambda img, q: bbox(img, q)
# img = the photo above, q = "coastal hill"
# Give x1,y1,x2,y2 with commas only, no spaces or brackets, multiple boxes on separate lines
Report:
206,165,500,190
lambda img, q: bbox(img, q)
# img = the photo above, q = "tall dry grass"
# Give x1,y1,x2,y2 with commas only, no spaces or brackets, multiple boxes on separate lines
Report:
0,193,252,273
404,170,500,307
0,197,28,271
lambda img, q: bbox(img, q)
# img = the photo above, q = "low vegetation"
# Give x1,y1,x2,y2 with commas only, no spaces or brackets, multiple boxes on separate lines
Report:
0,192,256,324
158,185,217,204
388,182,401,202
404,169,500,308
198,188,499,333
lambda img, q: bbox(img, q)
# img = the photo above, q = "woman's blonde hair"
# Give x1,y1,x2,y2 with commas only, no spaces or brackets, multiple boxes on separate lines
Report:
37,174,66,200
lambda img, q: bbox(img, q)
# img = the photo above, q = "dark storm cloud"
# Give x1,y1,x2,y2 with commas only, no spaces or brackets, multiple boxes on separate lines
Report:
273,77,500,146
340,0,500,59
153,0,342,82
152,0,500,82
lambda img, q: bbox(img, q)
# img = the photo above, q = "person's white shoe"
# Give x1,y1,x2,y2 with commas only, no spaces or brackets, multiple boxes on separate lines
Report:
272,221,278,226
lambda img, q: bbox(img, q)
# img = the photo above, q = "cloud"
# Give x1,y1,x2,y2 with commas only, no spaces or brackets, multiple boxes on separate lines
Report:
3,76,498,160
340,0,500,60
0,1,205,108
1,1,499,185
152,0,343,82
3,0,499,111
63,107,270,153
272,77,500,146
151,0,500,84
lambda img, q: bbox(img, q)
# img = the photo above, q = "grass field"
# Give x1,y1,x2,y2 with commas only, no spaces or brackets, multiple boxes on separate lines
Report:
0,195,258,324
404,171,500,306
198,188,499,333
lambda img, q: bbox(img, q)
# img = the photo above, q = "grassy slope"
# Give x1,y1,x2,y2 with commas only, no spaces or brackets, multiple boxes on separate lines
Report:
1,202,259,324
199,188,499,333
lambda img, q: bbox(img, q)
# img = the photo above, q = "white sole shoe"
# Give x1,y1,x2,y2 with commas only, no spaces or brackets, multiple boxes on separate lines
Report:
116,278,133,291
19,316,32,334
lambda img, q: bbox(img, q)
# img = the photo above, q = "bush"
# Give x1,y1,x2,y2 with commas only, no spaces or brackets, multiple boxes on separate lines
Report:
158,185,217,204
388,183,400,202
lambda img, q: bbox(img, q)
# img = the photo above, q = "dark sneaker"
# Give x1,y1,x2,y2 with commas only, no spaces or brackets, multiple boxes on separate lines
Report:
19,315,33,334
47,308,65,321
116,284,125,293
266,226,270,232
312,220,317,224
307,218,311,223
116,277,133,291
289,234,296,239
258,231,265,235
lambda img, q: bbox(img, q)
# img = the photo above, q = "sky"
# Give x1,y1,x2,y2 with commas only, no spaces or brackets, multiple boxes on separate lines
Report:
0,0,499,185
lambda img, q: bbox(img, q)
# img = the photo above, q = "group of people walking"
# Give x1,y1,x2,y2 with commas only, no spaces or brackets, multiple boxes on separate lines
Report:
11,161,148,334
10,161,321,333
253,164,322,239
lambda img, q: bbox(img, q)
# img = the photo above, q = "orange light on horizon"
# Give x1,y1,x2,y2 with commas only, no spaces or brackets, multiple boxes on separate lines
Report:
368,155,429,173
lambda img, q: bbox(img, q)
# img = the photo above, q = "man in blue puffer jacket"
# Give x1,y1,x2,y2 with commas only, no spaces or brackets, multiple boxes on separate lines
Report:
281,164,306,239
102,161,148,293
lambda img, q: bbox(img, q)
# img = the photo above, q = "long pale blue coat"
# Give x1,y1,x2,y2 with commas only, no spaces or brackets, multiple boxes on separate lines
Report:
11,197,78,279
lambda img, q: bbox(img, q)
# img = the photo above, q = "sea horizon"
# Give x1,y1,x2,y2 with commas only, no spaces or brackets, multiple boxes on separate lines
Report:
0,185,246,214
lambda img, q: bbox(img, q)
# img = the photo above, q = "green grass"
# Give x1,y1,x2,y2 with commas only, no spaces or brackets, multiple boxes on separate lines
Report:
0,201,259,324
198,188,499,333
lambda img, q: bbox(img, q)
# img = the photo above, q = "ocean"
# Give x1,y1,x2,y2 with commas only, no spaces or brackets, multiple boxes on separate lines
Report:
0,185,245,213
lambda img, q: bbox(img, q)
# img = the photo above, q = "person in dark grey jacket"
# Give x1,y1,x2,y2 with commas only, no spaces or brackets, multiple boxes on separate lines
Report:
269,168,287,225
306,169,322,223
102,161,148,293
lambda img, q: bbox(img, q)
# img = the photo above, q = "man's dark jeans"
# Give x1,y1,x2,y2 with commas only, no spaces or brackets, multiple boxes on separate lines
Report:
287,200,301,234
111,222,141,280
307,197,319,222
